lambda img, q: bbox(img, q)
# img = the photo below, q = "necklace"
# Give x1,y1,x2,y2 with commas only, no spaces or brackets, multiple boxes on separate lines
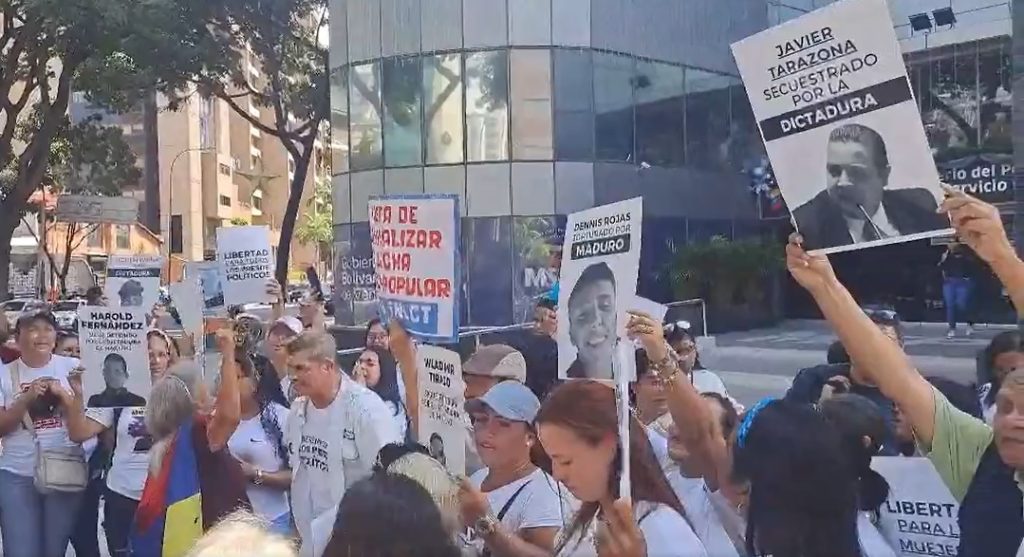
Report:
482,460,534,492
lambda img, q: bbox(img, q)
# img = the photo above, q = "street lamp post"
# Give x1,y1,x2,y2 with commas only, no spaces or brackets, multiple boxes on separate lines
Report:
166,147,213,259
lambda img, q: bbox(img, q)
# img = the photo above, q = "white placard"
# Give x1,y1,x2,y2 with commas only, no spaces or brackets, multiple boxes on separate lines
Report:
731,0,952,254
633,296,669,324
417,345,466,475
169,278,204,339
186,261,226,317
216,225,275,307
105,255,163,311
557,198,643,381
368,194,460,343
871,456,961,557
78,307,150,405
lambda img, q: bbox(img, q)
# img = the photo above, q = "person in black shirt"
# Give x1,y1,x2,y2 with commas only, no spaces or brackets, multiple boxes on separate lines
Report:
940,243,977,338
510,299,558,400
785,309,904,455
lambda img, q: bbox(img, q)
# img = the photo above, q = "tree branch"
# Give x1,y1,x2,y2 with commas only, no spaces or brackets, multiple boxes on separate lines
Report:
215,86,300,140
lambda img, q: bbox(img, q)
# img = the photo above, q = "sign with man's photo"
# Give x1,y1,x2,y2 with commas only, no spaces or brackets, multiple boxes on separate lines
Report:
556,197,643,382
416,345,466,475
105,255,163,311
78,307,150,406
731,0,952,254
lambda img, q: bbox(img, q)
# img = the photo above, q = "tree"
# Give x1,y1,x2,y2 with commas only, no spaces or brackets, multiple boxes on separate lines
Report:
28,118,142,296
196,0,328,288
295,174,332,277
0,0,231,297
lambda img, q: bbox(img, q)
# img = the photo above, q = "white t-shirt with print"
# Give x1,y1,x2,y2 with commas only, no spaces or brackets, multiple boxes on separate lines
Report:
557,501,708,557
667,471,739,557
86,406,151,500
0,356,81,477
287,378,401,557
228,402,291,523
462,467,567,555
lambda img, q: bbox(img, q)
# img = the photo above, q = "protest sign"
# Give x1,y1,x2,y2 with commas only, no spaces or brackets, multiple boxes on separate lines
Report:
417,345,466,475
731,0,951,254
369,194,460,343
872,456,960,557
186,261,226,317
105,255,163,311
78,307,150,405
216,226,275,307
169,278,204,340
55,195,139,225
557,197,643,381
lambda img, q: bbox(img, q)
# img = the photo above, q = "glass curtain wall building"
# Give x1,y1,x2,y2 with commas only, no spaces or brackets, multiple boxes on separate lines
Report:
330,0,1015,326
330,0,767,326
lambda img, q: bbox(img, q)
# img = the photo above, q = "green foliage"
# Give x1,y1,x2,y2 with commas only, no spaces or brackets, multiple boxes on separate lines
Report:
668,235,784,308
229,217,251,226
296,210,332,247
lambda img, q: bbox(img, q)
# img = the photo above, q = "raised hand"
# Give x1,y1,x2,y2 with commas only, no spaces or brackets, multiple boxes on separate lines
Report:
938,186,1015,267
786,233,838,294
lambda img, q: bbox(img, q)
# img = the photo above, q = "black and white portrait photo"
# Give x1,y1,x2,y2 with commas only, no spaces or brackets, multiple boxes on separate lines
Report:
565,262,617,380
118,279,145,307
89,353,146,407
557,198,642,382
792,123,950,252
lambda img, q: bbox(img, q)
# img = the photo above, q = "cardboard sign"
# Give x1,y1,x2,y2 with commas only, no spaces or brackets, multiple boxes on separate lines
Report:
369,194,460,343
168,278,204,340
186,261,226,317
105,255,163,311
871,456,961,557
557,198,643,381
216,226,275,307
731,0,952,254
78,307,150,405
417,345,466,475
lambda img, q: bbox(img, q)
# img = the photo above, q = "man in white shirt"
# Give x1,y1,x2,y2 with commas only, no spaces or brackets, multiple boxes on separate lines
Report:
284,330,401,557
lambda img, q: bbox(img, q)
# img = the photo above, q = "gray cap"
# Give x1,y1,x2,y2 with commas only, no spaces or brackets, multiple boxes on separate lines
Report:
465,381,541,423
462,344,527,383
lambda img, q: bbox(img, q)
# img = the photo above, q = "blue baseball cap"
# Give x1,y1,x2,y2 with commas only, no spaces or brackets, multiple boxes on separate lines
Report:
465,381,540,423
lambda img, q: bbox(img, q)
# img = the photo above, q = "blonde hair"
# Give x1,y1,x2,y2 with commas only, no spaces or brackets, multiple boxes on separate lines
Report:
284,330,337,363
186,510,296,557
386,452,462,534
145,359,204,475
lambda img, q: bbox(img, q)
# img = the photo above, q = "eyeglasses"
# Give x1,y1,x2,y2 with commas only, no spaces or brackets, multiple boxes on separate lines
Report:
663,320,691,335
864,308,900,321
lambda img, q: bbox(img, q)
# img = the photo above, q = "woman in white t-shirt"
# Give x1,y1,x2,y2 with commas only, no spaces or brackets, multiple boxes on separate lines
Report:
0,311,84,557
61,328,177,557
227,353,291,534
352,347,409,440
458,381,565,557
536,380,707,557
631,350,672,470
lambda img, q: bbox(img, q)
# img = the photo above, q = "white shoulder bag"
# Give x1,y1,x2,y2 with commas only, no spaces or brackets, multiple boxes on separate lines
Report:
11,361,88,493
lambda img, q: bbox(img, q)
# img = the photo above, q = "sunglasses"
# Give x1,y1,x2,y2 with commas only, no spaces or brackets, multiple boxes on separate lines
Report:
663,320,692,335
826,163,876,183
864,308,900,321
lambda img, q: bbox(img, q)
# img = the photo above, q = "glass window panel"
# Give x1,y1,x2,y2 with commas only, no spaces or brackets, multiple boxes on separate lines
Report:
348,61,383,170
979,43,1011,151
465,50,510,162
382,56,423,166
634,60,684,166
329,66,350,174
684,69,731,170
423,54,464,164
726,77,764,174
594,52,634,162
553,48,594,160
510,49,553,160
465,216,513,326
511,215,564,323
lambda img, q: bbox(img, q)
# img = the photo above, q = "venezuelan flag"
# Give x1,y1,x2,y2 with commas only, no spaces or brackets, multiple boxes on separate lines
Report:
132,422,204,557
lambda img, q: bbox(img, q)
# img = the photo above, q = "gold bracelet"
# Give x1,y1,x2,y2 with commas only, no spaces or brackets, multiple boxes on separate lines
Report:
649,352,680,382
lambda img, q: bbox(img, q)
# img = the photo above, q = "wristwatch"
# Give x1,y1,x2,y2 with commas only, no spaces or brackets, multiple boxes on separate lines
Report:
253,469,265,485
474,514,499,537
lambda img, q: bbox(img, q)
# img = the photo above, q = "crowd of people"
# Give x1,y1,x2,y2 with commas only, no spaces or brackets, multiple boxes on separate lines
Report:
0,186,1017,556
